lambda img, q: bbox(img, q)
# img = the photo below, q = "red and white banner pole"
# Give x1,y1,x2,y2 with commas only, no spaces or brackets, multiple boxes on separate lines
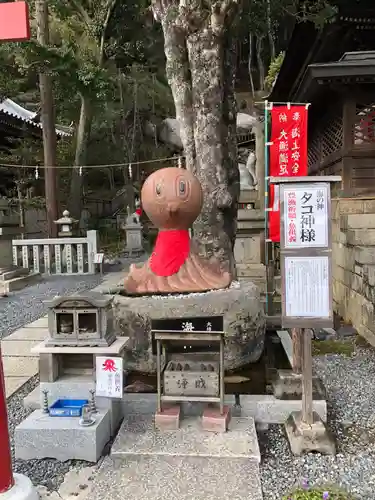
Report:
0,346,14,494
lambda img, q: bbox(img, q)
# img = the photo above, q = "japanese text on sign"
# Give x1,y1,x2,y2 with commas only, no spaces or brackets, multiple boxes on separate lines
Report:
270,106,308,178
284,256,330,318
95,356,123,398
283,183,329,248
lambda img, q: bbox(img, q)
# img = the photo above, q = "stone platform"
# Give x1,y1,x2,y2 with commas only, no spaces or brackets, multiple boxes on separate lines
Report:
113,280,266,373
111,413,260,462
101,410,263,500
89,455,263,500
15,409,111,462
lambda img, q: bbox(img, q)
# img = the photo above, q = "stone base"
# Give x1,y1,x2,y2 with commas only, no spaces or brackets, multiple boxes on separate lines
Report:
37,376,123,436
24,390,328,426
111,413,260,463
272,369,326,400
202,405,231,432
0,271,40,295
15,409,111,462
113,280,266,373
285,411,336,456
0,474,39,500
155,404,181,430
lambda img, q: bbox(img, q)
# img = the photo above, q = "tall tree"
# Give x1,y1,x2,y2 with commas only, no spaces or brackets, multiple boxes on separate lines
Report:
36,0,58,236
152,0,241,275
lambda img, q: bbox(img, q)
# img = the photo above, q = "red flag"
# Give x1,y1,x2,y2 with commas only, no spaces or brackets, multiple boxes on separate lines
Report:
0,2,30,42
268,105,308,242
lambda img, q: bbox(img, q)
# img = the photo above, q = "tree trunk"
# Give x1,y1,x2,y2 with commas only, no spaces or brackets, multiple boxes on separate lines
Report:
256,36,265,91
267,0,275,60
68,94,92,218
160,19,196,171
36,0,58,237
154,1,240,275
248,33,255,97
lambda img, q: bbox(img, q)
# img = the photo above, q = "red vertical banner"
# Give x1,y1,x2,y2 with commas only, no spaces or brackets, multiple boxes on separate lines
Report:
0,347,14,493
268,105,309,242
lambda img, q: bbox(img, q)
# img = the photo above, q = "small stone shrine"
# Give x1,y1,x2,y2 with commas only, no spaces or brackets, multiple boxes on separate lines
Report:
14,292,129,462
54,209,78,237
45,292,116,347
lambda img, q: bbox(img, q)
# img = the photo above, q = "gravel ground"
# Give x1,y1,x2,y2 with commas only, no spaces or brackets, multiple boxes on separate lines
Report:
260,345,375,499
0,274,102,339
4,276,375,497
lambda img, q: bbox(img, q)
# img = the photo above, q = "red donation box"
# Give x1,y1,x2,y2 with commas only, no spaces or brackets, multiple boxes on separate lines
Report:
0,1,30,42
268,105,309,242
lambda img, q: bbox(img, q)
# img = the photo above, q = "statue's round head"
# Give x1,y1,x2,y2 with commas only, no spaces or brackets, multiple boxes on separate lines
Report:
141,167,203,230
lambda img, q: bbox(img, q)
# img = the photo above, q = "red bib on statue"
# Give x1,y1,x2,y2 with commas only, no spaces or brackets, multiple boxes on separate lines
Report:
150,230,190,276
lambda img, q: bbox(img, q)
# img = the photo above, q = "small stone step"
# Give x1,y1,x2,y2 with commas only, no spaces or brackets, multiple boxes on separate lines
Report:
90,455,263,500
0,272,40,294
111,413,260,462
0,266,29,281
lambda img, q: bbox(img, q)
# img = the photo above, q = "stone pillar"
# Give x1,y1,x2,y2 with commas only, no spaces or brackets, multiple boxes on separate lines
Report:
123,211,144,257
234,190,266,291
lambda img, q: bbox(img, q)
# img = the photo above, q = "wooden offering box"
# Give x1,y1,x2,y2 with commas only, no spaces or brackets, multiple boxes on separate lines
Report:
45,292,116,347
164,360,219,397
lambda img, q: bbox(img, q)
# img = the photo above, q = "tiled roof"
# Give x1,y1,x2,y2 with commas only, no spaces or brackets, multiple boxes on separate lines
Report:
0,98,71,137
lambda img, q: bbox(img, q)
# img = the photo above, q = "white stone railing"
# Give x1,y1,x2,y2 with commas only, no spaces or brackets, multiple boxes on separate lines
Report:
12,230,98,275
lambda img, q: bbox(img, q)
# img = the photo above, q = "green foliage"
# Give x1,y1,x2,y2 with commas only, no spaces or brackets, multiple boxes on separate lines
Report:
312,339,355,357
265,52,284,90
283,486,355,500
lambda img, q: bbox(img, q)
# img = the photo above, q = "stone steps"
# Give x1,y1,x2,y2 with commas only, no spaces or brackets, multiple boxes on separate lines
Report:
111,413,261,462
0,271,40,294
104,411,263,500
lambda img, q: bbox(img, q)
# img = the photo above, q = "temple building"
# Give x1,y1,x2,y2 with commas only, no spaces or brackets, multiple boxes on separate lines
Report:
270,2,375,346
270,2,375,196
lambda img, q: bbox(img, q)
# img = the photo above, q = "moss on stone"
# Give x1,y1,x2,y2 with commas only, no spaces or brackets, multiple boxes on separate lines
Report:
312,340,354,357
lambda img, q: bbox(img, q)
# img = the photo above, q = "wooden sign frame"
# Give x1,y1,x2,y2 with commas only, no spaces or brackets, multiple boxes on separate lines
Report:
276,178,336,329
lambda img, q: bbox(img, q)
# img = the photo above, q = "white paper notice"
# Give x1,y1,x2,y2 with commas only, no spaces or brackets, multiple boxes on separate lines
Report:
96,356,123,398
284,256,330,318
283,183,329,248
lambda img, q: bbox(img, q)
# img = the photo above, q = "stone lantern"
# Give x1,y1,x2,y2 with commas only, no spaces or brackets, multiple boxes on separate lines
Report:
54,210,78,237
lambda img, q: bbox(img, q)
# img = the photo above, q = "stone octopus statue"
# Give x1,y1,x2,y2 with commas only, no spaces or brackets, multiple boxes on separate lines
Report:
124,167,231,294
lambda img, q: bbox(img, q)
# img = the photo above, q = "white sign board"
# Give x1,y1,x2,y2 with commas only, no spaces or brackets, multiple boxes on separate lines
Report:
95,356,123,398
94,253,104,264
283,183,329,248
284,256,330,318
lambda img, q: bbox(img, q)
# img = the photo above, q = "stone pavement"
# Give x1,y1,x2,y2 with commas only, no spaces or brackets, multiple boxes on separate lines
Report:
1,271,124,399
90,455,262,500
94,410,263,500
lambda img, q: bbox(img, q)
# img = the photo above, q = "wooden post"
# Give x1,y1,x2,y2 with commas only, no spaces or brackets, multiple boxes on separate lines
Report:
0,347,14,493
156,339,161,413
36,0,58,237
292,327,303,374
301,329,313,425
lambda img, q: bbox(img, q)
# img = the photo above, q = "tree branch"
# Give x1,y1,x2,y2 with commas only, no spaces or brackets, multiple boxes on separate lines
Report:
69,0,92,27
99,0,118,65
